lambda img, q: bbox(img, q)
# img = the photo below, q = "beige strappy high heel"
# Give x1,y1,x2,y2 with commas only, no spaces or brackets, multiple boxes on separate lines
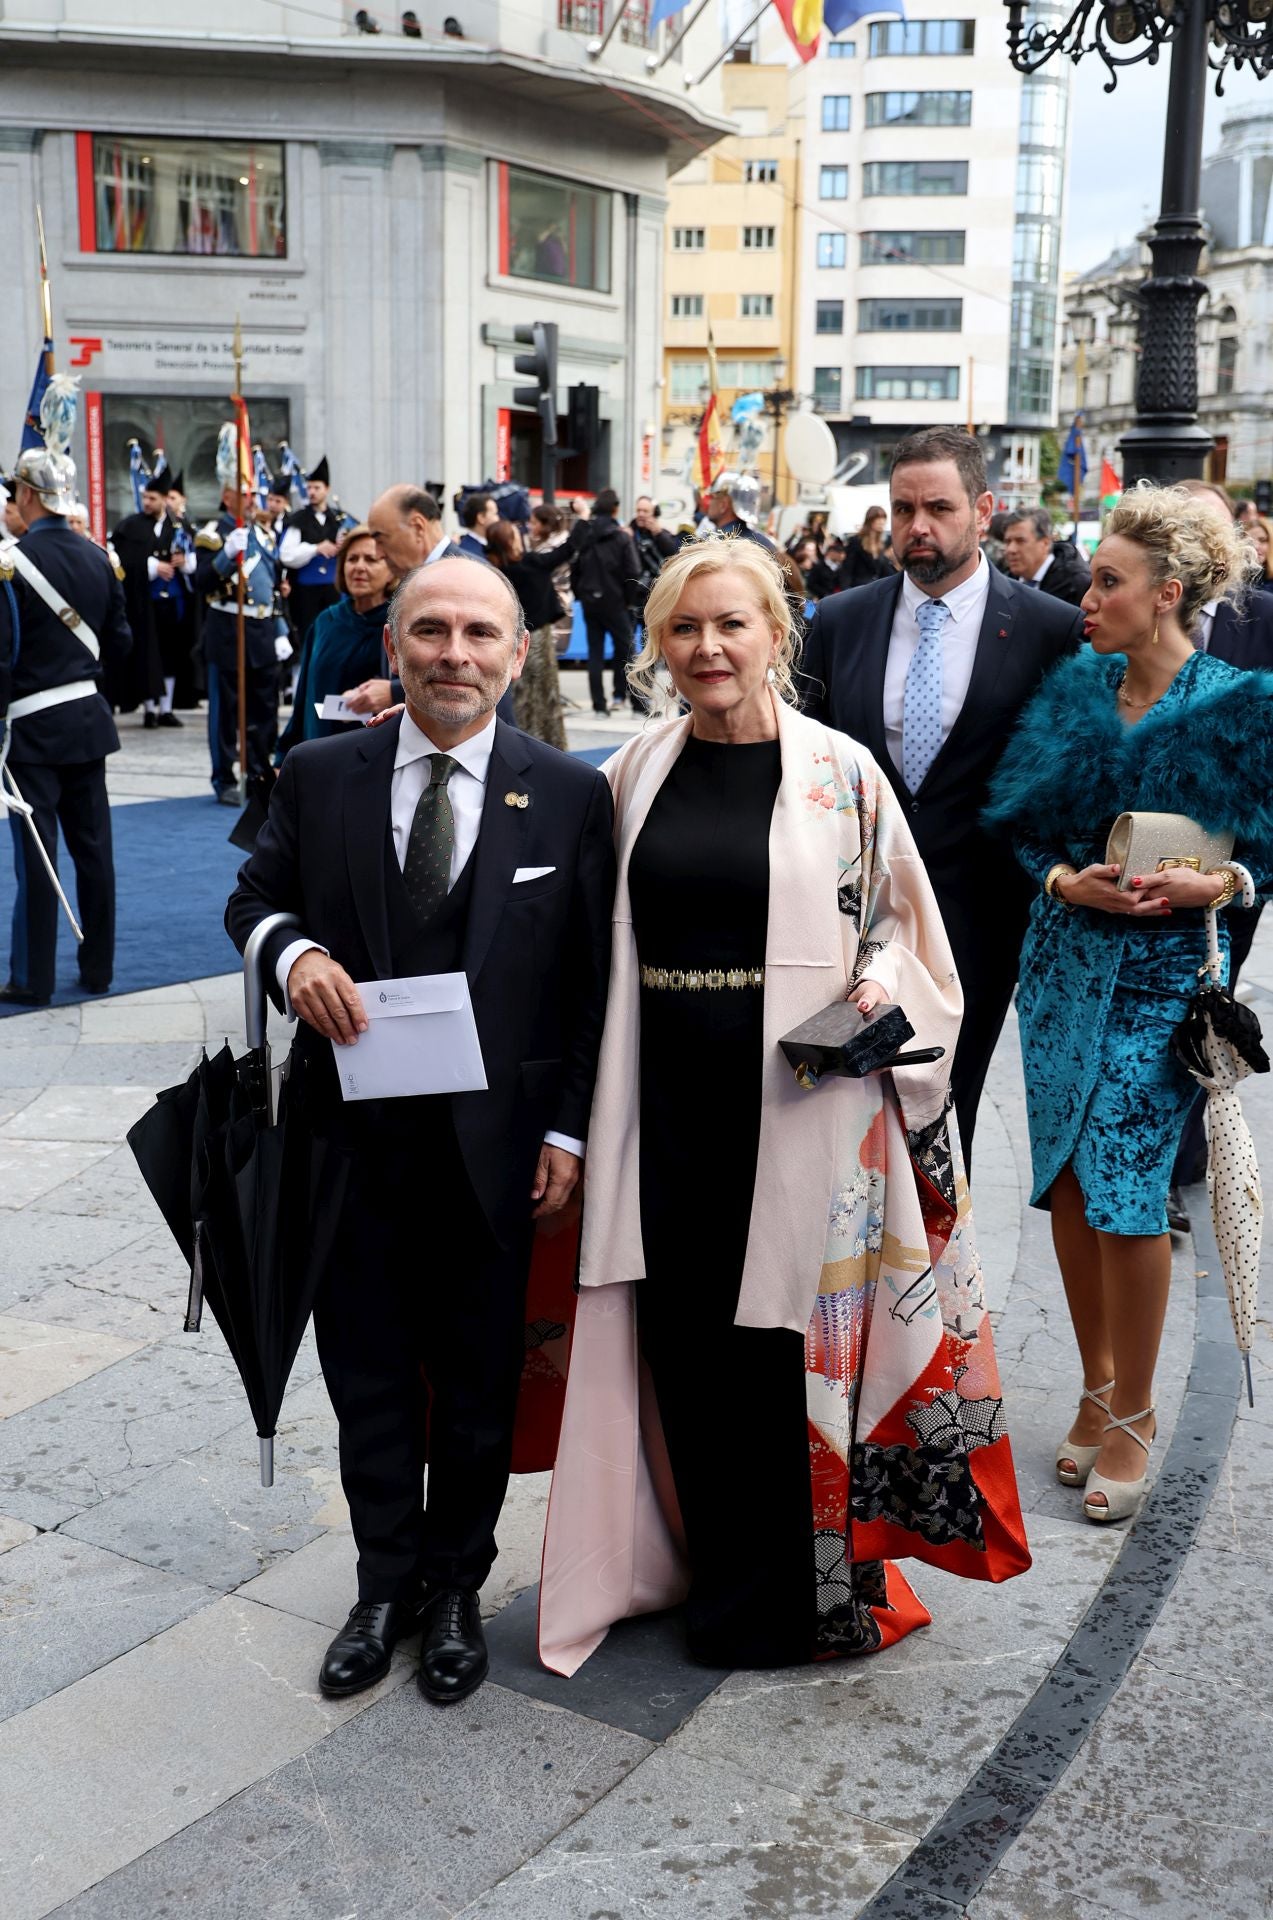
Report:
1055,1380,1115,1486
1083,1406,1156,1524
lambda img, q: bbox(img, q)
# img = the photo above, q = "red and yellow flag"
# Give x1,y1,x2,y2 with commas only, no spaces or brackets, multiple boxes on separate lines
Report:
774,0,822,60
695,324,723,496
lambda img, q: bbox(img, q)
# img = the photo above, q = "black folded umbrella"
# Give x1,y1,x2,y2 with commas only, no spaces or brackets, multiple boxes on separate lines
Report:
127,912,347,1484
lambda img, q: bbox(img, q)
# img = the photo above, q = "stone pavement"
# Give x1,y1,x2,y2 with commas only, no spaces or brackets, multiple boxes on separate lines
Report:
1,713,1271,1918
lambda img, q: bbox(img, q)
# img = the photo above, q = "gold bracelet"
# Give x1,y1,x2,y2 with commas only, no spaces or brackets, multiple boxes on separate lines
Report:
1206,867,1238,910
1044,863,1077,908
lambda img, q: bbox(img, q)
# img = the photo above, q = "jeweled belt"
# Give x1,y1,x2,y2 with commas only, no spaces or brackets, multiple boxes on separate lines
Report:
639,963,765,991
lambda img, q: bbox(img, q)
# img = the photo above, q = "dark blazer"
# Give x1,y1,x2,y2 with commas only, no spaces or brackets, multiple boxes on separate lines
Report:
800,566,1083,984
1208,588,1273,671
1035,540,1091,608
4,521,132,765
225,715,615,1242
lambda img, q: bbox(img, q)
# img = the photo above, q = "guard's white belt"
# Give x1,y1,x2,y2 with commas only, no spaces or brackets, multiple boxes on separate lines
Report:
208,601,276,620
8,679,98,721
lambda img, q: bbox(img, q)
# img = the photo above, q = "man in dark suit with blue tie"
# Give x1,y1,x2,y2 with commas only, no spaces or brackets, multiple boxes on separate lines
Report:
800,427,1083,1158
226,555,614,1707
2,446,133,1006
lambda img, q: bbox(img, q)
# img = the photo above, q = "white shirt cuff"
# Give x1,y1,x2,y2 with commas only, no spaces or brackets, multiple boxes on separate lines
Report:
181,550,197,575
544,1130,585,1158
146,555,160,579
276,939,328,1019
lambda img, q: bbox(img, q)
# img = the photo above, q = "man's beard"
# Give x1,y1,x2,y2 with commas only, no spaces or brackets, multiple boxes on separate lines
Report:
903,534,976,589
403,665,502,726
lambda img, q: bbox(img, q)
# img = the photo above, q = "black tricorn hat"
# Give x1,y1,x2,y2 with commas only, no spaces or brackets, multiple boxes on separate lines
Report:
146,464,173,494
306,456,330,486
167,470,185,494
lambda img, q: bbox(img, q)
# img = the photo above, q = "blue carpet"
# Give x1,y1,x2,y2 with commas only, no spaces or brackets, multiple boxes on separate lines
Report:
2,742,621,1015
1,795,246,1013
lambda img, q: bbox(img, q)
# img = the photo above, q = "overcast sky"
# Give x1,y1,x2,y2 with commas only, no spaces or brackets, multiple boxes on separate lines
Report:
1064,59,1272,272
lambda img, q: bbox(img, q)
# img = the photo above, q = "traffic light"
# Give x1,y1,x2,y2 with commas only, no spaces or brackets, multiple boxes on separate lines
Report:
513,321,558,447
1255,478,1272,516
567,383,601,455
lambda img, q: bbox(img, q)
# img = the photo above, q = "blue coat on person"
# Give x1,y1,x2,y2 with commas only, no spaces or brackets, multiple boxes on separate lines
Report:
1,519,132,767
983,647,1273,1235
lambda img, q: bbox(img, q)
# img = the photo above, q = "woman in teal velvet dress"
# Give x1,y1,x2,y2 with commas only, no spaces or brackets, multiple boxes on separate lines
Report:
985,486,1273,1524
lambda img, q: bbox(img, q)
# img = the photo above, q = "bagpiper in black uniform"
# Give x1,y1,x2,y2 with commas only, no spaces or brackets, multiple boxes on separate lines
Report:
277,456,356,650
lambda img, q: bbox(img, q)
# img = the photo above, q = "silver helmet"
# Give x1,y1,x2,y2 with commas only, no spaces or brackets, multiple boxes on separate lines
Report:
712,469,762,526
14,445,78,517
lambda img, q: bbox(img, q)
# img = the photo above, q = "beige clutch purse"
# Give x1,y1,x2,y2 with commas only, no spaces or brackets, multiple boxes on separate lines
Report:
1105,811,1234,893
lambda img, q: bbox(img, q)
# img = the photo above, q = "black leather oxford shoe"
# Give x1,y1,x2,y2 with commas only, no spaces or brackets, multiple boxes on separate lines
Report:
319,1598,424,1698
416,1587,488,1706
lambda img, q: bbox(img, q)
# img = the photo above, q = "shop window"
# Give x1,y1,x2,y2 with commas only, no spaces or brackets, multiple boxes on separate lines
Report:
500,163,612,293
99,393,291,527
78,133,285,257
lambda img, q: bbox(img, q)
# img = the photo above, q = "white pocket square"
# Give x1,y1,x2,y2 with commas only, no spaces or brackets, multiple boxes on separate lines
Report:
513,865,556,883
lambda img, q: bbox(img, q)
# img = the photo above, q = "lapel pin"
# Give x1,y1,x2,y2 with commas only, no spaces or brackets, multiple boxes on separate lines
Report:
505,791,530,809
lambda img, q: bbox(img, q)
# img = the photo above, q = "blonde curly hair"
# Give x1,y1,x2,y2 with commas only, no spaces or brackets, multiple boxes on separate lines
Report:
628,534,800,715
1102,482,1251,633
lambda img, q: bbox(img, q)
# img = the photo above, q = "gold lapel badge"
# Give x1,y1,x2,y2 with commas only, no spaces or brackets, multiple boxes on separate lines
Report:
504,791,530,809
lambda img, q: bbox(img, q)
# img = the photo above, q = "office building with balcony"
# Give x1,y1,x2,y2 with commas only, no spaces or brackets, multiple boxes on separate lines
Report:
1060,103,1273,496
793,0,1069,501
0,0,729,534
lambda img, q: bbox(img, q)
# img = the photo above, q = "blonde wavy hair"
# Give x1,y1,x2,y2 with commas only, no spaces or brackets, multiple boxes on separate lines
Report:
629,534,800,715
1102,482,1251,633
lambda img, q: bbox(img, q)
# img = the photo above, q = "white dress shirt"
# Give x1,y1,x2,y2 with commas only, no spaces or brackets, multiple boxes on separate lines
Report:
1195,599,1219,652
275,710,583,1154
882,552,991,779
279,510,335,572
1031,553,1055,585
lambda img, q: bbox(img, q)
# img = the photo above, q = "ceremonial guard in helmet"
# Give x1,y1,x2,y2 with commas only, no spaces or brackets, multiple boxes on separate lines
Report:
0,382,133,1005
195,486,291,805
277,456,356,650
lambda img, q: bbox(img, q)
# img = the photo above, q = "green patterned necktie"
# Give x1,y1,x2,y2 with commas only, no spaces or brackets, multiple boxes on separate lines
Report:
401,751,458,925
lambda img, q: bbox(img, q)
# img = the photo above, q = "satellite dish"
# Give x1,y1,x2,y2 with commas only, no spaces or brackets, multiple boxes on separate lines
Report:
784,410,837,487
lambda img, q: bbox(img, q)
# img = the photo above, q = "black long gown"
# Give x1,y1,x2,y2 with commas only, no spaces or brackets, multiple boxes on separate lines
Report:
629,733,818,1667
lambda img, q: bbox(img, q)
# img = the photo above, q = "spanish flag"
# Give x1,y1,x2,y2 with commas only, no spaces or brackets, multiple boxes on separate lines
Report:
696,324,723,497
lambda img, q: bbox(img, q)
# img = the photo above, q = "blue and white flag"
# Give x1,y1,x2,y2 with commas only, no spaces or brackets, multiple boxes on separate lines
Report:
20,341,53,455
1058,415,1088,496
127,437,150,512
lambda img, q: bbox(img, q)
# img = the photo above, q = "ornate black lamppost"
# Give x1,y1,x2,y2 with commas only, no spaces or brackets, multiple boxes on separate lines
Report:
1004,0,1273,484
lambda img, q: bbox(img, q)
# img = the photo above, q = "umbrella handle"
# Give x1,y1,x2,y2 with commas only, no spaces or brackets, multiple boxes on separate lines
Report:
242,911,300,1052
260,1435,274,1487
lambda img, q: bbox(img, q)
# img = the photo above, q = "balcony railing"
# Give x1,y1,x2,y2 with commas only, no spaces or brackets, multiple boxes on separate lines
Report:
559,0,652,44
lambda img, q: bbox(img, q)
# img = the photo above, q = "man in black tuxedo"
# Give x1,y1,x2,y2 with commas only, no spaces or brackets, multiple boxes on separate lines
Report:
226,555,614,1706
2,448,133,1006
800,427,1083,1158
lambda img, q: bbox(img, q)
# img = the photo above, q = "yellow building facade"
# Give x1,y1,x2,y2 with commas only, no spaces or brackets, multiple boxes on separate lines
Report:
660,59,803,518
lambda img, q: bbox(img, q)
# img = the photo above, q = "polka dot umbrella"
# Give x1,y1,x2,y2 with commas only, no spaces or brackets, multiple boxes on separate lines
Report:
1172,878,1269,1406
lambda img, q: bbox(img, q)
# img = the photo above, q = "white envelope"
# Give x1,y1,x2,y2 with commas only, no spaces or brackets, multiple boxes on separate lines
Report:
316,694,370,725
333,971,488,1102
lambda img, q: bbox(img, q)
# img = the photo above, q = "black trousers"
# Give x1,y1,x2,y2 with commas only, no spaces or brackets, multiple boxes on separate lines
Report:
6,756,113,999
207,660,278,794
583,601,634,711
1172,900,1265,1186
311,1111,533,1604
947,957,1017,1172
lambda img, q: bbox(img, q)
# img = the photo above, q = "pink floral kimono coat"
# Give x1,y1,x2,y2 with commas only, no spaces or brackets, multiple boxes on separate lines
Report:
538,697,1031,1674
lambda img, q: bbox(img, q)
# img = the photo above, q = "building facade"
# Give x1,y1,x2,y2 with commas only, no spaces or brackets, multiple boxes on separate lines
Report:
1059,104,1273,496
660,57,803,518
0,0,729,533
793,0,1069,500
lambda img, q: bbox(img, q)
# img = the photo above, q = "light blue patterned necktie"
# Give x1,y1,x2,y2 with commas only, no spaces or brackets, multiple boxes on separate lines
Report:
902,596,950,793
